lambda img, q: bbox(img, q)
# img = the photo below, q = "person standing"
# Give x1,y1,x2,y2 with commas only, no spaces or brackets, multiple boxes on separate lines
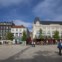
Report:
57,40,62,55
31,40,35,47
33,41,35,47
31,40,34,47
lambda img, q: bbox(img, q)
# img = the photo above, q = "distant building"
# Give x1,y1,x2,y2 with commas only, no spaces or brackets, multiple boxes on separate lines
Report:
11,25,29,44
0,21,15,40
33,17,62,39
29,32,33,39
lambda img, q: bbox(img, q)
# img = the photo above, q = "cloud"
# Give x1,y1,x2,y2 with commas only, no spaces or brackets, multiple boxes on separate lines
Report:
0,0,31,7
33,0,62,21
53,15,62,21
14,20,32,28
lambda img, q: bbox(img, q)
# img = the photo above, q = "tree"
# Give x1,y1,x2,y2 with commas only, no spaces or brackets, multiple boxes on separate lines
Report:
53,30,60,40
47,36,51,39
61,35,62,39
6,32,14,40
35,35,37,39
39,29,43,39
21,31,27,41
0,37,1,40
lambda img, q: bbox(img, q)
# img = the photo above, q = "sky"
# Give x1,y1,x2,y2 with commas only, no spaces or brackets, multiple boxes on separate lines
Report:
0,0,62,31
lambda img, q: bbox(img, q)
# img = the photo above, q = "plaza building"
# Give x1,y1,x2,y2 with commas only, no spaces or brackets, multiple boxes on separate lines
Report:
11,25,29,44
0,21,15,40
32,17,62,39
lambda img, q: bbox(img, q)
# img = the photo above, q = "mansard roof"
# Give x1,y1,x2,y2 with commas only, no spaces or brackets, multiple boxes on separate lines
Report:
0,21,15,25
34,17,62,25
34,17,41,24
40,21,62,25
12,25,25,28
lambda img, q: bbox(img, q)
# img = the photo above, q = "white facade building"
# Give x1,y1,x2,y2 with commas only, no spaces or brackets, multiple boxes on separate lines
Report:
33,17,62,39
11,25,27,43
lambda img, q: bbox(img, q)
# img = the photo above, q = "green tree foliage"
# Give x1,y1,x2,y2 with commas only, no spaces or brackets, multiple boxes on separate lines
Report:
21,31,27,41
39,29,43,39
53,31,59,40
47,36,51,39
61,35,62,39
0,37,1,40
6,32,14,40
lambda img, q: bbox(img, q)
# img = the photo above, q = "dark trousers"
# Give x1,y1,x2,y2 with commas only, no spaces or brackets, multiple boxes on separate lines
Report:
59,48,61,55
32,44,35,47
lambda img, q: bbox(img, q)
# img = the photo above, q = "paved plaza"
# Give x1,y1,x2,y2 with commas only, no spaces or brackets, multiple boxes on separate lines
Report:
0,45,62,62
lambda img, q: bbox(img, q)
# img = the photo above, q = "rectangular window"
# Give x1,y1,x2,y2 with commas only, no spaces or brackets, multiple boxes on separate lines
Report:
6,26,8,29
16,33,18,37
19,33,22,37
12,29,14,31
1,26,2,29
61,32,62,34
16,29,18,31
52,31,55,34
47,31,50,35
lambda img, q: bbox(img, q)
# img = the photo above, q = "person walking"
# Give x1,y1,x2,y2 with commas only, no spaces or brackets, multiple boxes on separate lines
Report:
33,41,35,47
57,40,62,55
32,40,34,47
31,40,35,47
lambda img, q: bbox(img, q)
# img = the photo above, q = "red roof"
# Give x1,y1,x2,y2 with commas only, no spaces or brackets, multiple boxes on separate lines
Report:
12,25,25,28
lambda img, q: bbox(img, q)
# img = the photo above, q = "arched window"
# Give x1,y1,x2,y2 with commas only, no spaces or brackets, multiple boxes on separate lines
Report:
36,31,40,38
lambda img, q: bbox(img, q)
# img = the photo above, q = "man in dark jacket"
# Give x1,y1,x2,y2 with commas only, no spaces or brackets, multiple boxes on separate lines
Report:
57,40,62,55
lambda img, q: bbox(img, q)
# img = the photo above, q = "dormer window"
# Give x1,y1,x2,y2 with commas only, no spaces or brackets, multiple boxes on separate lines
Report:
36,21,40,26
34,17,40,24
36,21,40,24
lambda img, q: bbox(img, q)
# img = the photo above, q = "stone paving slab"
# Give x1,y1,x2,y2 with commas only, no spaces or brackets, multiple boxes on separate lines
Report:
14,45,62,62
15,45,60,59
0,45,62,62
0,45,30,60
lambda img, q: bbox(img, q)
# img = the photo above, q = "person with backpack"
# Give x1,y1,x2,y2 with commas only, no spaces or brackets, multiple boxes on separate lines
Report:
57,40,62,55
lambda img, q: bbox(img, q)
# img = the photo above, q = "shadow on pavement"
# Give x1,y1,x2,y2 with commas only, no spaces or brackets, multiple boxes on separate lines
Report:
0,46,30,62
0,47,62,62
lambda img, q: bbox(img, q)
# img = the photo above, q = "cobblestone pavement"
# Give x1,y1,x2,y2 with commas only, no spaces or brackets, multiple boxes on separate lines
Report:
0,45,62,62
